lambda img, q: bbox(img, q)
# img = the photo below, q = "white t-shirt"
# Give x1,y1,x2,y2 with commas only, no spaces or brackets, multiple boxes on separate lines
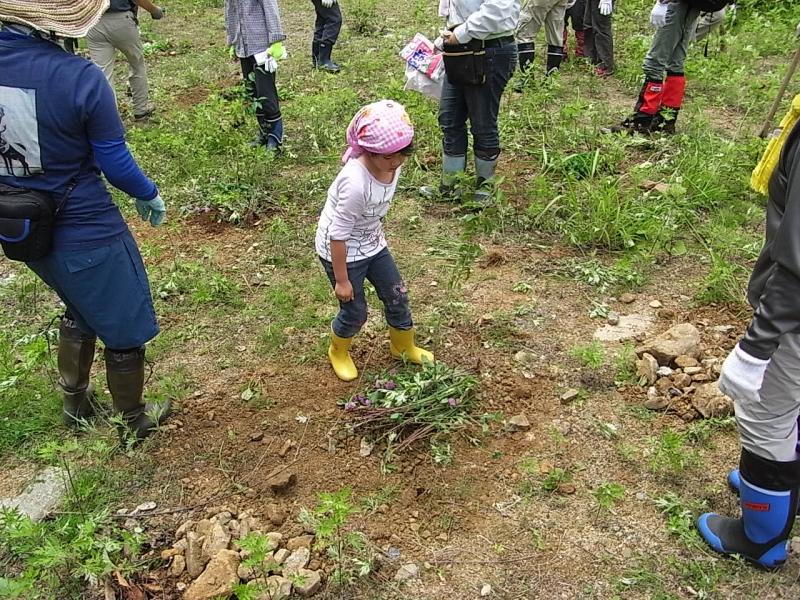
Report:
315,159,400,263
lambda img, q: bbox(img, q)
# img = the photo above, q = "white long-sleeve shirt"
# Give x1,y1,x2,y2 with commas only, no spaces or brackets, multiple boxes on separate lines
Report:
441,0,521,44
315,159,400,263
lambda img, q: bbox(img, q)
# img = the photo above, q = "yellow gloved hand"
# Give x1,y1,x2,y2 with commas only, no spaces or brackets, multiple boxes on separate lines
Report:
751,94,800,195
267,42,288,61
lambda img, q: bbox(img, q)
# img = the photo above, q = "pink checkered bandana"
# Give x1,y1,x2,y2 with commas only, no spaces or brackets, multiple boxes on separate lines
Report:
342,100,414,163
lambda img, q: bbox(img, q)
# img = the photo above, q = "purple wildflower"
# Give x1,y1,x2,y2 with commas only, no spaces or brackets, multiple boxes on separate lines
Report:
447,397,459,408
344,401,358,411
383,380,397,390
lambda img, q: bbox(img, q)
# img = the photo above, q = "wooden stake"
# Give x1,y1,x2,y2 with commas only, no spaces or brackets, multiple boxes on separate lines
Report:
760,45,800,138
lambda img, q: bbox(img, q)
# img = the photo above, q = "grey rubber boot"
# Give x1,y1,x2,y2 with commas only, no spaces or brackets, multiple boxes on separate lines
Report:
105,347,171,443
58,317,97,428
474,157,498,204
420,153,466,199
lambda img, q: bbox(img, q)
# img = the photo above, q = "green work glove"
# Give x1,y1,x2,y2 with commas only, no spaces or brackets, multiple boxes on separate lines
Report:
135,193,166,227
267,42,287,61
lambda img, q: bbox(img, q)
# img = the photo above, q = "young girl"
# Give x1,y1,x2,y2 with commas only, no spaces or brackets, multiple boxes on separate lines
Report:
316,100,434,381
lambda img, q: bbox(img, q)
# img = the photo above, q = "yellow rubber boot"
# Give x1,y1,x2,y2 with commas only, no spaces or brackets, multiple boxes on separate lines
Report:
751,94,800,195
389,327,434,365
328,331,358,381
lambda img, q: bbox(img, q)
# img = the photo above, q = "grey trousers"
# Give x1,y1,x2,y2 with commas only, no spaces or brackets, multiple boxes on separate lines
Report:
583,0,613,71
736,333,800,462
692,8,726,43
86,11,150,115
642,0,701,80
517,0,569,46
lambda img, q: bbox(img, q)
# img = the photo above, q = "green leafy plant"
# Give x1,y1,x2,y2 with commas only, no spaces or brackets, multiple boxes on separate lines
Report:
650,430,698,476
299,488,373,586
592,482,626,511
571,341,605,369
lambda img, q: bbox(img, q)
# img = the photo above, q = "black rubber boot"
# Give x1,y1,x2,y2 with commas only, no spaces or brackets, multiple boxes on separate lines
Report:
656,107,679,135
603,113,659,135
517,42,534,73
105,347,170,444
545,44,563,75
249,122,268,148
312,40,320,69
58,317,97,428
317,42,340,73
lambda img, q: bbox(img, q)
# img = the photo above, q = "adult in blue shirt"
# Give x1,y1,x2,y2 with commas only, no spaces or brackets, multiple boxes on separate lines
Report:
0,0,170,443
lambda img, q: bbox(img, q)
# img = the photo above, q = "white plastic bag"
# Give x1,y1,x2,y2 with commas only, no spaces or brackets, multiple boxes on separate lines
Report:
404,64,443,100
400,33,445,100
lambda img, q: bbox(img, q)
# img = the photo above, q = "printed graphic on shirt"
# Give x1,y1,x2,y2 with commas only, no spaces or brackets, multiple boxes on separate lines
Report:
0,86,43,177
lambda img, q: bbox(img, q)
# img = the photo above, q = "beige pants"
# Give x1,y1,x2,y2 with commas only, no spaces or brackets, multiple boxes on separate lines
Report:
86,11,150,115
517,0,569,46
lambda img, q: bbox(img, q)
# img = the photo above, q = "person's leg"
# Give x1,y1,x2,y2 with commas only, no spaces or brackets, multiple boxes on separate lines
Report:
366,248,432,364
516,0,549,73
583,0,598,64
26,256,98,427
85,16,117,96
321,256,370,380
112,12,152,118
591,1,614,73
249,60,283,150
572,0,586,57
658,6,701,133
429,75,469,196
698,333,800,568
465,40,517,203
317,1,343,72
311,0,325,67
544,0,567,74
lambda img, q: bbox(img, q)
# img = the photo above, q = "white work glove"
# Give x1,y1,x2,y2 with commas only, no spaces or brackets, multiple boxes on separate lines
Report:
135,193,166,227
599,0,613,16
321,0,336,7
650,1,668,28
254,42,286,73
717,344,770,405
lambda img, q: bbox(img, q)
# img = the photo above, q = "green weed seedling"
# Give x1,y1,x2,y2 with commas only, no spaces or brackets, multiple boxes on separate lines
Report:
649,430,699,477
236,532,282,582
542,467,572,493
655,493,706,550
571,341,605,369
360,485,399,514
299,488,372,586
592,482,626,511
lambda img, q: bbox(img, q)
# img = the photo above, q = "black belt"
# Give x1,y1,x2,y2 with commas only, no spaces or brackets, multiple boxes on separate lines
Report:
482,36,515,48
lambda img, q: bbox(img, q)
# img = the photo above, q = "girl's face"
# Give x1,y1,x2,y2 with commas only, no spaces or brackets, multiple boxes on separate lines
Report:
368,151,408,174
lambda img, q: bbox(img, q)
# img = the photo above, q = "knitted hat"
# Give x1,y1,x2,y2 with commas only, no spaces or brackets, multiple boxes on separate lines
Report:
342,100,414,163
0,0,109,38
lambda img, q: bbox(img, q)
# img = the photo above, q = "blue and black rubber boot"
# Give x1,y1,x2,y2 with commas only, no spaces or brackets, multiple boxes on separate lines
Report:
698,449,800,569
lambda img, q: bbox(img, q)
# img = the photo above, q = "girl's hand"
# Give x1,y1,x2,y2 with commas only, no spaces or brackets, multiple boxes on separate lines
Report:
335,280,355,303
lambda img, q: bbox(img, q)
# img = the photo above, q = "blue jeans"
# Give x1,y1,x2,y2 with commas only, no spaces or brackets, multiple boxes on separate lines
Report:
26,231,159,350
439,38,517,161
320,247,413,338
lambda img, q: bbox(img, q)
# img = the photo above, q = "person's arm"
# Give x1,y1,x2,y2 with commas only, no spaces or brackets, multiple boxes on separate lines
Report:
451,0,519,43
330,241,354,302
740,137,800,360
133,0,164,18
90,138,158,200
327,172,364,303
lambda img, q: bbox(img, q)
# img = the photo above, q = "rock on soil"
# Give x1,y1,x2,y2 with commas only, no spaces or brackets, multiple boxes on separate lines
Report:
287,535,314,551
267,471,297,493
183,549,240,600
394,563,420,582
691,383,734,419
636,323,701,365
0,466,67,522
186,531,207,578
507,414,530,431
282,547,310,575
248,576,292,600
169,555,186,577
636,353,658,385
294,569,322,596
201,522,231,562
265,503,287,526
594,314,654,342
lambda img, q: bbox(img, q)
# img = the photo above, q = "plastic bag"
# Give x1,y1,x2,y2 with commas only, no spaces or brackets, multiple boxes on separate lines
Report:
404,64,443,100
400,33,444,100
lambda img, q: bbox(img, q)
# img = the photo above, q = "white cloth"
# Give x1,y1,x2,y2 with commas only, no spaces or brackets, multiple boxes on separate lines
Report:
650,1,668,28
315,160,400,263
599,0,612,16
441,0,521,44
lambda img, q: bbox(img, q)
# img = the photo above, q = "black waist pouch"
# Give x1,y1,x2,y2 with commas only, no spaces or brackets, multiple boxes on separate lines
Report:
443,39,486,86
0,183,58,262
